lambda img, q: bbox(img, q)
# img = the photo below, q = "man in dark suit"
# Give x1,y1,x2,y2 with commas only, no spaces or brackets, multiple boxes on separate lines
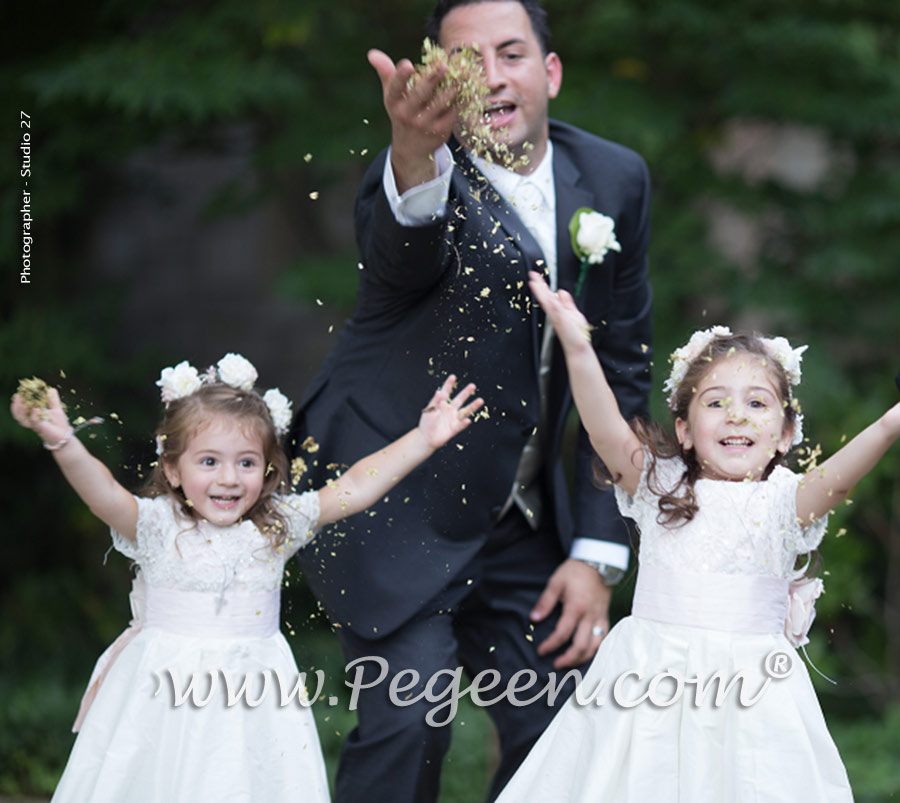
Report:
289,1,652,800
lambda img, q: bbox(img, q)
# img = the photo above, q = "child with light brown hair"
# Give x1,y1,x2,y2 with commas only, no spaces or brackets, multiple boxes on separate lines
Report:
12,353,482,803
496,273,900,802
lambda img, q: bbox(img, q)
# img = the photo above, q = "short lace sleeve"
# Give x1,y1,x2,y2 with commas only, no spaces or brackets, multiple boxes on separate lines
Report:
110,495,177,562
614,452,686,531
767,466,829,557
277,491,321,557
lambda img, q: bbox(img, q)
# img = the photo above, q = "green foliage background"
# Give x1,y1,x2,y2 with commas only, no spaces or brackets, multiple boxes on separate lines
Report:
2,0,900,799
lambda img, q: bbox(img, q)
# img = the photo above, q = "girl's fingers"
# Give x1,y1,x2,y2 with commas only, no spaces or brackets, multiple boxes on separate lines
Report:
450,382,477,407
423,375,457,412
459,397,484,419
439,374,457,400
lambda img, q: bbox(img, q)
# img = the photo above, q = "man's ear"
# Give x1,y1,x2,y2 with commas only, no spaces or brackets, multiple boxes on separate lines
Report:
545,52,562,100
675,417,693,451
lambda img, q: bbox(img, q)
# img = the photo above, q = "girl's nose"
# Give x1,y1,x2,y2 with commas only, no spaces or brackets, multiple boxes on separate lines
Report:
219,463,239,484
726,404,748,425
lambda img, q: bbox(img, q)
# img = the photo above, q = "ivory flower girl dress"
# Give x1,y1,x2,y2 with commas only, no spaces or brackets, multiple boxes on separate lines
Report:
496,455,853,802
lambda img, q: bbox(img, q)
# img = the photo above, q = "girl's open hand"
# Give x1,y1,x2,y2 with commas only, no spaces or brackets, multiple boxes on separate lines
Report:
528,271,593,352
418,374,484,449
11,386,72,447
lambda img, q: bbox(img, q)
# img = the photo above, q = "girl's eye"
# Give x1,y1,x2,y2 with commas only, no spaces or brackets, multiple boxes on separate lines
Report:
749,399,766,409
706,399,722,408
240,459,256,469
201,457,216,467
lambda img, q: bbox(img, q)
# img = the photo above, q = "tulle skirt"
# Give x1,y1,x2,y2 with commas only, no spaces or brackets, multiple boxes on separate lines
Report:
51,626,330,802
495,615,853,802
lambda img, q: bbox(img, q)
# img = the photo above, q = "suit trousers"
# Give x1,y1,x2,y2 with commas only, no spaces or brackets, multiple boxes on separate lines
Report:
332,508,589,803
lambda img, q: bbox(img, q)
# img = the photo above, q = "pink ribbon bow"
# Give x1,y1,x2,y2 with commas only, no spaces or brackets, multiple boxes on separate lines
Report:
784,575,824,649
72,572,145,732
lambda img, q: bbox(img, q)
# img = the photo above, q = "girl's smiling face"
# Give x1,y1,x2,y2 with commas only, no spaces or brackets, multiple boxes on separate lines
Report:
675,354,794,482
163,414,266,525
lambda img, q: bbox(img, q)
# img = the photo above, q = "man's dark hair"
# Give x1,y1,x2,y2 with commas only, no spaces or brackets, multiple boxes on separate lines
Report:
425,0,551,56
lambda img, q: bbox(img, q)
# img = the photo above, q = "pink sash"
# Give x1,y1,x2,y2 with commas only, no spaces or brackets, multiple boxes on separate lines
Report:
632,564,789,635
73,573,146,732
72,576,281,731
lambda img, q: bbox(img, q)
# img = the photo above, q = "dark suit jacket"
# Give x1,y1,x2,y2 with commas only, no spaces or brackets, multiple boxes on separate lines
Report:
290,120,653,637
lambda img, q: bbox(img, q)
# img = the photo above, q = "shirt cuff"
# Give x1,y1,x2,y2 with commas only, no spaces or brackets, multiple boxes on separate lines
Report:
382,145,454,226
569,538,630,571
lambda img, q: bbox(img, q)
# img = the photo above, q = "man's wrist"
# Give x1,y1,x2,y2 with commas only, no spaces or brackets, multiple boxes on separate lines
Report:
578,559,624,587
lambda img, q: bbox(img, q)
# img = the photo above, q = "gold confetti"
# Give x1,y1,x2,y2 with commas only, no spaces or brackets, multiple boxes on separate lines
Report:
309,191,319,200
410,38,531,170
16,377,51,411
291,457,308,486
304,153,313,162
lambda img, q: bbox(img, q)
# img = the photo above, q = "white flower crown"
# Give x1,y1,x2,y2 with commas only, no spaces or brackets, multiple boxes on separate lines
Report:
663,325,807,447
155,353,293,436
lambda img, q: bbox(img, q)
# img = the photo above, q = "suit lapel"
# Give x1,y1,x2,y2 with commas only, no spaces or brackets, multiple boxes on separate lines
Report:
553,145,594,297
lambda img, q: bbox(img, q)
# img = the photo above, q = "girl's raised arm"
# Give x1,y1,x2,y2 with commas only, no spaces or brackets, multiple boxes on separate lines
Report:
796,400,900,524
12,388,138,540
528,272,643,495
316,375,483,527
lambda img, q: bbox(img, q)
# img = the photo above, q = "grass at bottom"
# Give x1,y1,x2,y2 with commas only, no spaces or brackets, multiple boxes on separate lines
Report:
830,707,900,802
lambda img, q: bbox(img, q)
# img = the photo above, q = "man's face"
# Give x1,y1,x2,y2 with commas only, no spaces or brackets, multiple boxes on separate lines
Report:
440,1,562,173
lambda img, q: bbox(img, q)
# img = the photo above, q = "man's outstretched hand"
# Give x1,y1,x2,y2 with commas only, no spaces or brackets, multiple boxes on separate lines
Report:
368,49,459,194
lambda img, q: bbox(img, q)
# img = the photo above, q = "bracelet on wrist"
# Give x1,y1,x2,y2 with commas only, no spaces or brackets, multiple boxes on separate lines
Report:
43,428,75,451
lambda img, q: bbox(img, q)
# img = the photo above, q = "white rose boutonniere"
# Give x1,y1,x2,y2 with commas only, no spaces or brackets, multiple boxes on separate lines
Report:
569,208,621,295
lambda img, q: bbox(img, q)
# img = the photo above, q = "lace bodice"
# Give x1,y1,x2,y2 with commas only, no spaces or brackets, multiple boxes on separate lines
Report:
615,457,826,579
110,493,319,593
